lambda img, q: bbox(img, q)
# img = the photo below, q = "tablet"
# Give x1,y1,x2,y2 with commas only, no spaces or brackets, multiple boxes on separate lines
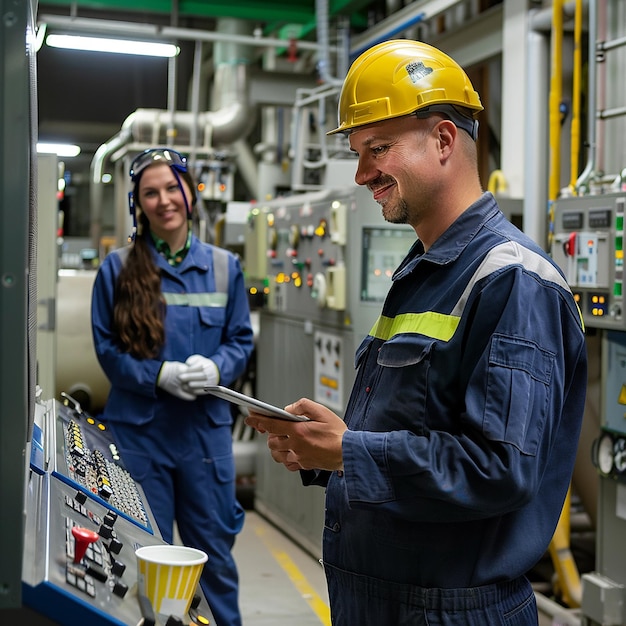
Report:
205,386,309,422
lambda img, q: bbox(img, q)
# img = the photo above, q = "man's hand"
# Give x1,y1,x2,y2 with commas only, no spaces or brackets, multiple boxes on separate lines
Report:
245,398,347,472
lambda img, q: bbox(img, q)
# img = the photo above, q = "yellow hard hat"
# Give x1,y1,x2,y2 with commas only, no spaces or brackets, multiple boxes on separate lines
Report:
328,39,483,136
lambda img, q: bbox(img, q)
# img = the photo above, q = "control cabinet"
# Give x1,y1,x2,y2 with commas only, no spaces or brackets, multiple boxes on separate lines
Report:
551,193,626,329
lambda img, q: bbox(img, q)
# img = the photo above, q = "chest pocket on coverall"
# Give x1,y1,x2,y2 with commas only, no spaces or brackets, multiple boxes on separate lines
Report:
354,334,435,432
198,305,226,344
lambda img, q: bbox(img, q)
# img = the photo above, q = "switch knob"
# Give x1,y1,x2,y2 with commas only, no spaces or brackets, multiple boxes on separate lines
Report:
71,526,99,563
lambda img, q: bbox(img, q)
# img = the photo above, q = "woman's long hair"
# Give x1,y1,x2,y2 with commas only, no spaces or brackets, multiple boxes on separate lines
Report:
112,167,196,359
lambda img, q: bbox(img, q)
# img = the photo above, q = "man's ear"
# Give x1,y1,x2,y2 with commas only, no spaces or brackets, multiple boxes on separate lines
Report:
437,119,457,160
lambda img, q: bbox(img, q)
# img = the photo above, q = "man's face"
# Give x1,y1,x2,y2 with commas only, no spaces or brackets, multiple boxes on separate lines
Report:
349,115,439,227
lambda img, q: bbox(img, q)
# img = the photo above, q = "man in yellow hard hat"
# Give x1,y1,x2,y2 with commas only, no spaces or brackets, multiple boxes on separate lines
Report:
247,39,587,625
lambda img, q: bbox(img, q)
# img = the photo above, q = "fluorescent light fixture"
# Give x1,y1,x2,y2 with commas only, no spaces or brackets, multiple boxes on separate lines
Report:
37,143,81,158
46,34,179,57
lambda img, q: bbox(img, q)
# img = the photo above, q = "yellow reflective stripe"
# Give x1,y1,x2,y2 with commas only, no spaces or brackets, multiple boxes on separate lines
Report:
162,292,228,307
369,312,460,342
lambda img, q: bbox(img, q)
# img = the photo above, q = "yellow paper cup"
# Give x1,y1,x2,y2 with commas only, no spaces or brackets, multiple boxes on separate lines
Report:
136,544,207,618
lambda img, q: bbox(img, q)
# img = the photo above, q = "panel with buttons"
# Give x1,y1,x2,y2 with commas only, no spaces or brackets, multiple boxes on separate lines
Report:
21,471,215,626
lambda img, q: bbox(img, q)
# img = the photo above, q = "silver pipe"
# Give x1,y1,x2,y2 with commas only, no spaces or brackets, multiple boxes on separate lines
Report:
524,19,550,248
599,105,626,120
576,0,597,190
189,40,204,161
528,1,582,32
38,14,159,37
600,33,626,52
38,14,333,52
316,0,343,86
89,125,132,248
232,138,259,198
162,26,329,53
167,55,177,143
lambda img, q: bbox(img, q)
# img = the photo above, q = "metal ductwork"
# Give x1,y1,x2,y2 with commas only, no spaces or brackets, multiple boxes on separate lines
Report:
124,63,254,147
89,18,256,248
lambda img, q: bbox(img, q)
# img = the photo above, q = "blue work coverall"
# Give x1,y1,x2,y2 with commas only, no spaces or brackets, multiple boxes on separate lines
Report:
91,235,254,626
306,192,587,625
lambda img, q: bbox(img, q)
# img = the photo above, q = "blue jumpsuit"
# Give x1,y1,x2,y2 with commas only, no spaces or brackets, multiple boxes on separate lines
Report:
306,192,587,625
91,235,254,626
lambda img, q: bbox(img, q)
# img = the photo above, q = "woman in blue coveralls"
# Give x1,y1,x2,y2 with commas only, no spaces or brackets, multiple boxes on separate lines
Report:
91,147,254,626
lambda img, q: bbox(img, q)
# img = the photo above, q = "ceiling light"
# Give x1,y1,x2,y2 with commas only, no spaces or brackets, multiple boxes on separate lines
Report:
37,143,81,158
45,34,180,58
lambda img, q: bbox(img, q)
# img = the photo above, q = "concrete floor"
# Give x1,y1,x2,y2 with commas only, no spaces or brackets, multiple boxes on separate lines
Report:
234,510,329,625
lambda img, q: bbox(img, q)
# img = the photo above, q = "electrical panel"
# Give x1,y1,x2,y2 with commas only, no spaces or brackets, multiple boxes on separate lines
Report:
551,193,626,329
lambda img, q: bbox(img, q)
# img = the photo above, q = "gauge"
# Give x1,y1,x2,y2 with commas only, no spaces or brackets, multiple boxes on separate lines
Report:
614,437,626,474
594,432,615,476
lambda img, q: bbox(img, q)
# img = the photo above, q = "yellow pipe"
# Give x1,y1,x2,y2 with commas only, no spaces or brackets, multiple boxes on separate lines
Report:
487,169,508,195
569,0,583,192
546,0,582,608
547,0,564,250
548,486,582,607
549,0,563,204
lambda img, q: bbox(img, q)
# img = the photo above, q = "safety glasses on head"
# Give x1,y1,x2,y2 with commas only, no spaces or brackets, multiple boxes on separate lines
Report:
129,148,188,182
127,147,192,242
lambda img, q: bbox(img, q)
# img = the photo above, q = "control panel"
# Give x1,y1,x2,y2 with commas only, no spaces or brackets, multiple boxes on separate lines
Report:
551,192,626,329
22,396,215,625
244,187,414,330
245,188,351,322
50,393,155,534
22,471,214,626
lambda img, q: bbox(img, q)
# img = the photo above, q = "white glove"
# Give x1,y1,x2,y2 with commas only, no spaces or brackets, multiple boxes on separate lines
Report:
178,354,220,395
157,361,197,401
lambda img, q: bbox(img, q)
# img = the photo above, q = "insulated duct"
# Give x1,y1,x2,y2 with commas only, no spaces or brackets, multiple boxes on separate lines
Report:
89,18,256,249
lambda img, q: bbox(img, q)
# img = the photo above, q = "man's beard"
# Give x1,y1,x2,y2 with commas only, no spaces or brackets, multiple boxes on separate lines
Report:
382,197,409,224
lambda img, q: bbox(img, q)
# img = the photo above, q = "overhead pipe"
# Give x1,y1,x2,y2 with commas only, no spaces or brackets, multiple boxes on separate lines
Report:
89,18,257,249
315,0,344,86
39,14,333,54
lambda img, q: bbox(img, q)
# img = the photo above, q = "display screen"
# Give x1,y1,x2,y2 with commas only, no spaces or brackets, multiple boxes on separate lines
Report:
361,227,415,302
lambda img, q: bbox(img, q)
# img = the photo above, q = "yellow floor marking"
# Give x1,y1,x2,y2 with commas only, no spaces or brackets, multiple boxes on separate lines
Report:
253,521,331,625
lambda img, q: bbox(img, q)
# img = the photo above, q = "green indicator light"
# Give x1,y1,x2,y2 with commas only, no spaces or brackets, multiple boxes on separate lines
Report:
615,282,623,297
617,215,624,230
616,236,623,251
